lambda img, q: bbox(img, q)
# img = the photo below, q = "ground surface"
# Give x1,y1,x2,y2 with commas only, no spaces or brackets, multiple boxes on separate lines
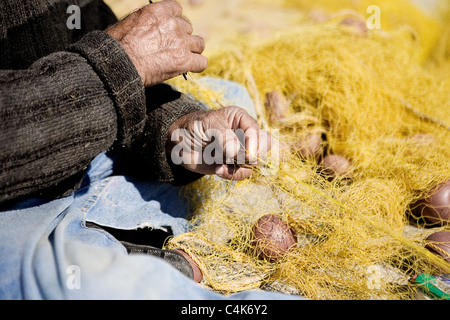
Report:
104,0,438,55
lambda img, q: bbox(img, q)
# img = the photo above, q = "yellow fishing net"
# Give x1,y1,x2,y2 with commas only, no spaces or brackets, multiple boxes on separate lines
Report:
165,0,450,299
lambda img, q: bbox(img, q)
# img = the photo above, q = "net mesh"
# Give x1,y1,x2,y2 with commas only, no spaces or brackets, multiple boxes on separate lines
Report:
164,0,450,299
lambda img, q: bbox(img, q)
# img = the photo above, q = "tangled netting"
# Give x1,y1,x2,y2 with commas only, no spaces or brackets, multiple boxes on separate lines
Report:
165,0,450,299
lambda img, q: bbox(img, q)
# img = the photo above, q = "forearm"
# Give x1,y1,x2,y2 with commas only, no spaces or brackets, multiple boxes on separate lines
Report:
115,83,205,185
0,31,146,203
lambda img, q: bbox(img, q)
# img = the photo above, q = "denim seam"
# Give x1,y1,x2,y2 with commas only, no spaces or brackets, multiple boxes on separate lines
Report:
79,177,112,228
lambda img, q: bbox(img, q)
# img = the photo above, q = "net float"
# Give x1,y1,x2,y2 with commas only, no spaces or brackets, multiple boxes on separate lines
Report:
251,214,296,262
425,230,450,262
321,154,352,177
173,249,203,283
413,181,450,226
292,133,323,160
339,16,369,36
264,91,289,125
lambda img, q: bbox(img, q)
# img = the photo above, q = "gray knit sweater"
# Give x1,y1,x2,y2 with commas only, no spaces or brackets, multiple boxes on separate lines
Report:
0,0,203,203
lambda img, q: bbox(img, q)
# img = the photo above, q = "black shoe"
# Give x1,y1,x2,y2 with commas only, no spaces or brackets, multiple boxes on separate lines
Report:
85,221,200,282
120,241,196,281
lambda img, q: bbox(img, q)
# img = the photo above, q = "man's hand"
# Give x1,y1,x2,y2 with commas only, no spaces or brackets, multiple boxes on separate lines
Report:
106,0,207,86
167,106,272,180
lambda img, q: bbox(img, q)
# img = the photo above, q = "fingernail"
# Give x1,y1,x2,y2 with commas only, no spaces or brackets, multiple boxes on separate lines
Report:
215,166,225,176
224,141,239,159
247,151,257,164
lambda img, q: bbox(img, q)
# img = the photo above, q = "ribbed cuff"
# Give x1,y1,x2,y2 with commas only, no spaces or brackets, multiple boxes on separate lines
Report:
68,31,146,147
144,85,205,183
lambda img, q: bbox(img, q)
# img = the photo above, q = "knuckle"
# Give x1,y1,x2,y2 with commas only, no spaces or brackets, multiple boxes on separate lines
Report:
174,1,182,11
147,2,161,13
171,0,183,12
163,0,182,16
200,53,208,65
200,55,208,68
198,36,205,49
152,2,171,17
229,105,246,114
166,17,179,30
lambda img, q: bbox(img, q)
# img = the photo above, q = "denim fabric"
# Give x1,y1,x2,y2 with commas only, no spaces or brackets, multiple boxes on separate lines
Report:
0,78,303,300
195,76,258,119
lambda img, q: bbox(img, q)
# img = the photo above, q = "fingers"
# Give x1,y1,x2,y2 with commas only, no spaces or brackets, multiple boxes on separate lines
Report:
244,126,259,164
148,0,207,75
222,129,241,161
189,53,208,73
160,0,183,17
147,0,182,18
213,131,271,181
215,164,253,181
228,107,265,164
180,15,207,73
189,34,205,53
257,129,272,161
168,5,207,73
213,107,272,181
170,107,270,181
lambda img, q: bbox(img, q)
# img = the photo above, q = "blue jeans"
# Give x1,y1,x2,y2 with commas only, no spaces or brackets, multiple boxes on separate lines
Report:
0,78,302,300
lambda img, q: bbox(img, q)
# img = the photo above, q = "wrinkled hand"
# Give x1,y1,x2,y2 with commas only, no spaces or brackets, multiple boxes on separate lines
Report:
106,0,207,86
167,106,272,180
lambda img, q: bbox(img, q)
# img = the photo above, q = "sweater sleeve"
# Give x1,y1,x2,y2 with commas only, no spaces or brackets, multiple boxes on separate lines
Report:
71,32,205,185
0,31,146,203
113,83,205,185
67,31,146,146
